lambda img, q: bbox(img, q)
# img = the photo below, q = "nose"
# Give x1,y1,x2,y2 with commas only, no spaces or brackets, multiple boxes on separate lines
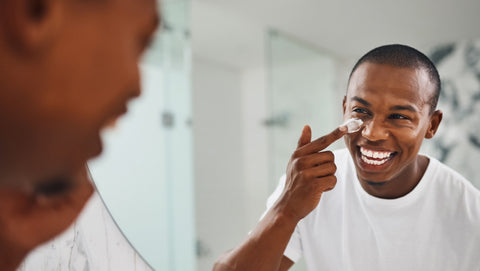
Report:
361,118,389,141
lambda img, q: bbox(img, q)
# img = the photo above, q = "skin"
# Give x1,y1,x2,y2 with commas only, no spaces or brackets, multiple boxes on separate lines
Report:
0,0,159,269
343,62,442,199
0,0,159,189
214,62,443,270
0,166,93,270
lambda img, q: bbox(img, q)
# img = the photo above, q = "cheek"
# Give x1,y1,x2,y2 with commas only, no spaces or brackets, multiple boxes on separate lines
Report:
344,133,358,149
394,128,425,153
76,33,137,106
345,110,369,124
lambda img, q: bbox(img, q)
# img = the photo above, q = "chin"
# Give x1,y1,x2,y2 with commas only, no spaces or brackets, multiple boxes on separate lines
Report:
88,132,104,159
356,170,391,184
366,180,389,186
74,130,104,166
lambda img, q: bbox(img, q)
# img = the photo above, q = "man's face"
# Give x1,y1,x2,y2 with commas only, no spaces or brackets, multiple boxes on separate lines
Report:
0,0,158,187
343,62,440,194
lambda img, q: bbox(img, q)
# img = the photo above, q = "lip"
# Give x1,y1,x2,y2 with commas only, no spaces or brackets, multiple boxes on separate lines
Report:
102,103,129,129
356,146,397,172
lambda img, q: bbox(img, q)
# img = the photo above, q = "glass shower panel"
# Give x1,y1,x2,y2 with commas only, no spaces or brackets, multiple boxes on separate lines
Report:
267,29,337,191
157,0,196,270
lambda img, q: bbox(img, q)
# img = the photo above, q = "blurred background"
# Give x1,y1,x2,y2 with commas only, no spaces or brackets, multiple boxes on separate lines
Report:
88,0,480,270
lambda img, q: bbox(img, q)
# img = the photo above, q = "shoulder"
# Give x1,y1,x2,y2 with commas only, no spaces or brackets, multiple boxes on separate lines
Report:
428,156,480,195
427,156,480,218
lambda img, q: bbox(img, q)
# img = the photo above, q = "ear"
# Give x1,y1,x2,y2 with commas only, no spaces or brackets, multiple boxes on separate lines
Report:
342,95,347,114
425,110,443,139
1,0,64,54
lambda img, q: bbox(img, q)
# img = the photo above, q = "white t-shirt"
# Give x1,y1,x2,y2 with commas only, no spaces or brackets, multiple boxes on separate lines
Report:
266,148,480,271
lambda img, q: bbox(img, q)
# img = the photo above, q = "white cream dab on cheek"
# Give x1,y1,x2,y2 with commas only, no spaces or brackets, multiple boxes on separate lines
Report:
340,118,363,133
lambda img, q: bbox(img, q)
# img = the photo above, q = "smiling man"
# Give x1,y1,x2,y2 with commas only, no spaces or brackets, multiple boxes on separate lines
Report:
214,44,480,271
0,0,159,270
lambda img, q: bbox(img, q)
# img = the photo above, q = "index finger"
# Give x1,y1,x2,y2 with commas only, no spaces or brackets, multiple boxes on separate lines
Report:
295,127,347,156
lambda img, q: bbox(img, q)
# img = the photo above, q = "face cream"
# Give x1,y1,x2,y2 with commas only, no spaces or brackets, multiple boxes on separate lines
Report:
340,118,363,133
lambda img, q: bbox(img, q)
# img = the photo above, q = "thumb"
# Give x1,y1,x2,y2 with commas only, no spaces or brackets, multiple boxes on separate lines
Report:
297,125,312,148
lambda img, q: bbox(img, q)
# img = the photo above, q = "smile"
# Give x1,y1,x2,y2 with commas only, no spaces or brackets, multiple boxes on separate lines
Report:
360,147,394,166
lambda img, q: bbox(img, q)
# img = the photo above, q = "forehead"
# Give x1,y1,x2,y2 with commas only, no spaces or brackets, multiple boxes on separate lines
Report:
347,62,434,108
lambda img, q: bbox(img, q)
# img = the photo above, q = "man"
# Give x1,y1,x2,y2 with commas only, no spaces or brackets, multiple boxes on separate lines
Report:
214,44,480,270
0,0,159,269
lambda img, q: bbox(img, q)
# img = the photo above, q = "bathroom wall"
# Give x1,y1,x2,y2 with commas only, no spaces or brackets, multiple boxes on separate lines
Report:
422,39,480,189
192,58,248,271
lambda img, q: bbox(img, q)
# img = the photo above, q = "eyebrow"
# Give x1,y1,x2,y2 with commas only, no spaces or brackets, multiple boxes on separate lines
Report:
351,96,371,107
389,105,417,112
351,96,418,112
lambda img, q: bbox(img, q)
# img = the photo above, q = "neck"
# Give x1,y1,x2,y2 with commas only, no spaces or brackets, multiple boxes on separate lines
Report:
0,242,29,271
360,155,429,199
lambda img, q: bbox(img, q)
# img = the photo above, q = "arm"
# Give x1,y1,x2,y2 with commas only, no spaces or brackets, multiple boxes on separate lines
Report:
213,204,298,271
213,126,346,271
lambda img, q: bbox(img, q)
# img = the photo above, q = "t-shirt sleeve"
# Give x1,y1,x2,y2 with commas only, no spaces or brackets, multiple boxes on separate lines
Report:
263,175,303,263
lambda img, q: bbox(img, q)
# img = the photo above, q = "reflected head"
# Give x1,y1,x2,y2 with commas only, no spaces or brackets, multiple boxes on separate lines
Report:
0,0,159,188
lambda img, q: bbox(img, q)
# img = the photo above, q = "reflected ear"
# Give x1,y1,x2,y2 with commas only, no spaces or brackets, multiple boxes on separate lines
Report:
342,96,347,114
425,110,443,139
2,0,63,54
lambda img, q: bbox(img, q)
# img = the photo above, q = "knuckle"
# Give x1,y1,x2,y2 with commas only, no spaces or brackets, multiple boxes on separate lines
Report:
315,175,337,192
294,157,308,169
330,162,337,172
299,170,308,179
317,137,327,147
291,158,301,169
292,149,302,158
296,170,311,180
326,162,337,174
323,151,334,161
295,170,305,179
317,162,336,175
326,175,337,185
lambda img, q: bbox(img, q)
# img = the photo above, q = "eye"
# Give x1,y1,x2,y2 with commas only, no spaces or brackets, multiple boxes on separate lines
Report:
389,113,409,120
352,107,369,115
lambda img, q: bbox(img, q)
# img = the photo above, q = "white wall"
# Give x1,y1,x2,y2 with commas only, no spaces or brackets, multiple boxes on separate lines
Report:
192,58,248,271
241,66,272,229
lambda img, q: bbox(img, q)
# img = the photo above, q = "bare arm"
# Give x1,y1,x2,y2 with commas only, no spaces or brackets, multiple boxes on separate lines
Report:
213,126,346,271
213,205,298,271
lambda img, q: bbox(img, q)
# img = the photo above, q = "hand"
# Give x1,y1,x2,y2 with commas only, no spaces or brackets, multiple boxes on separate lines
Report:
276,125,346,222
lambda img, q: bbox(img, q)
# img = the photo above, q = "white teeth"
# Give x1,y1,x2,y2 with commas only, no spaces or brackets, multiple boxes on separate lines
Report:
360,147,393,163
361,156,389,166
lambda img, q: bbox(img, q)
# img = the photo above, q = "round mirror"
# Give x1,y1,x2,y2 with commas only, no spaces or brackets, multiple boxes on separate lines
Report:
88,1,196,270
86,1,480,271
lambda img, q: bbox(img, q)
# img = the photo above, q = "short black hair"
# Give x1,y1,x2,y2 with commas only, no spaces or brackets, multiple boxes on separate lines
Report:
348,44,441,114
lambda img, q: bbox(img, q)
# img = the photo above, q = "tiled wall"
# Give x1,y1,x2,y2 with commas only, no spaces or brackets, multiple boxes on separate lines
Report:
423,39,480,188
